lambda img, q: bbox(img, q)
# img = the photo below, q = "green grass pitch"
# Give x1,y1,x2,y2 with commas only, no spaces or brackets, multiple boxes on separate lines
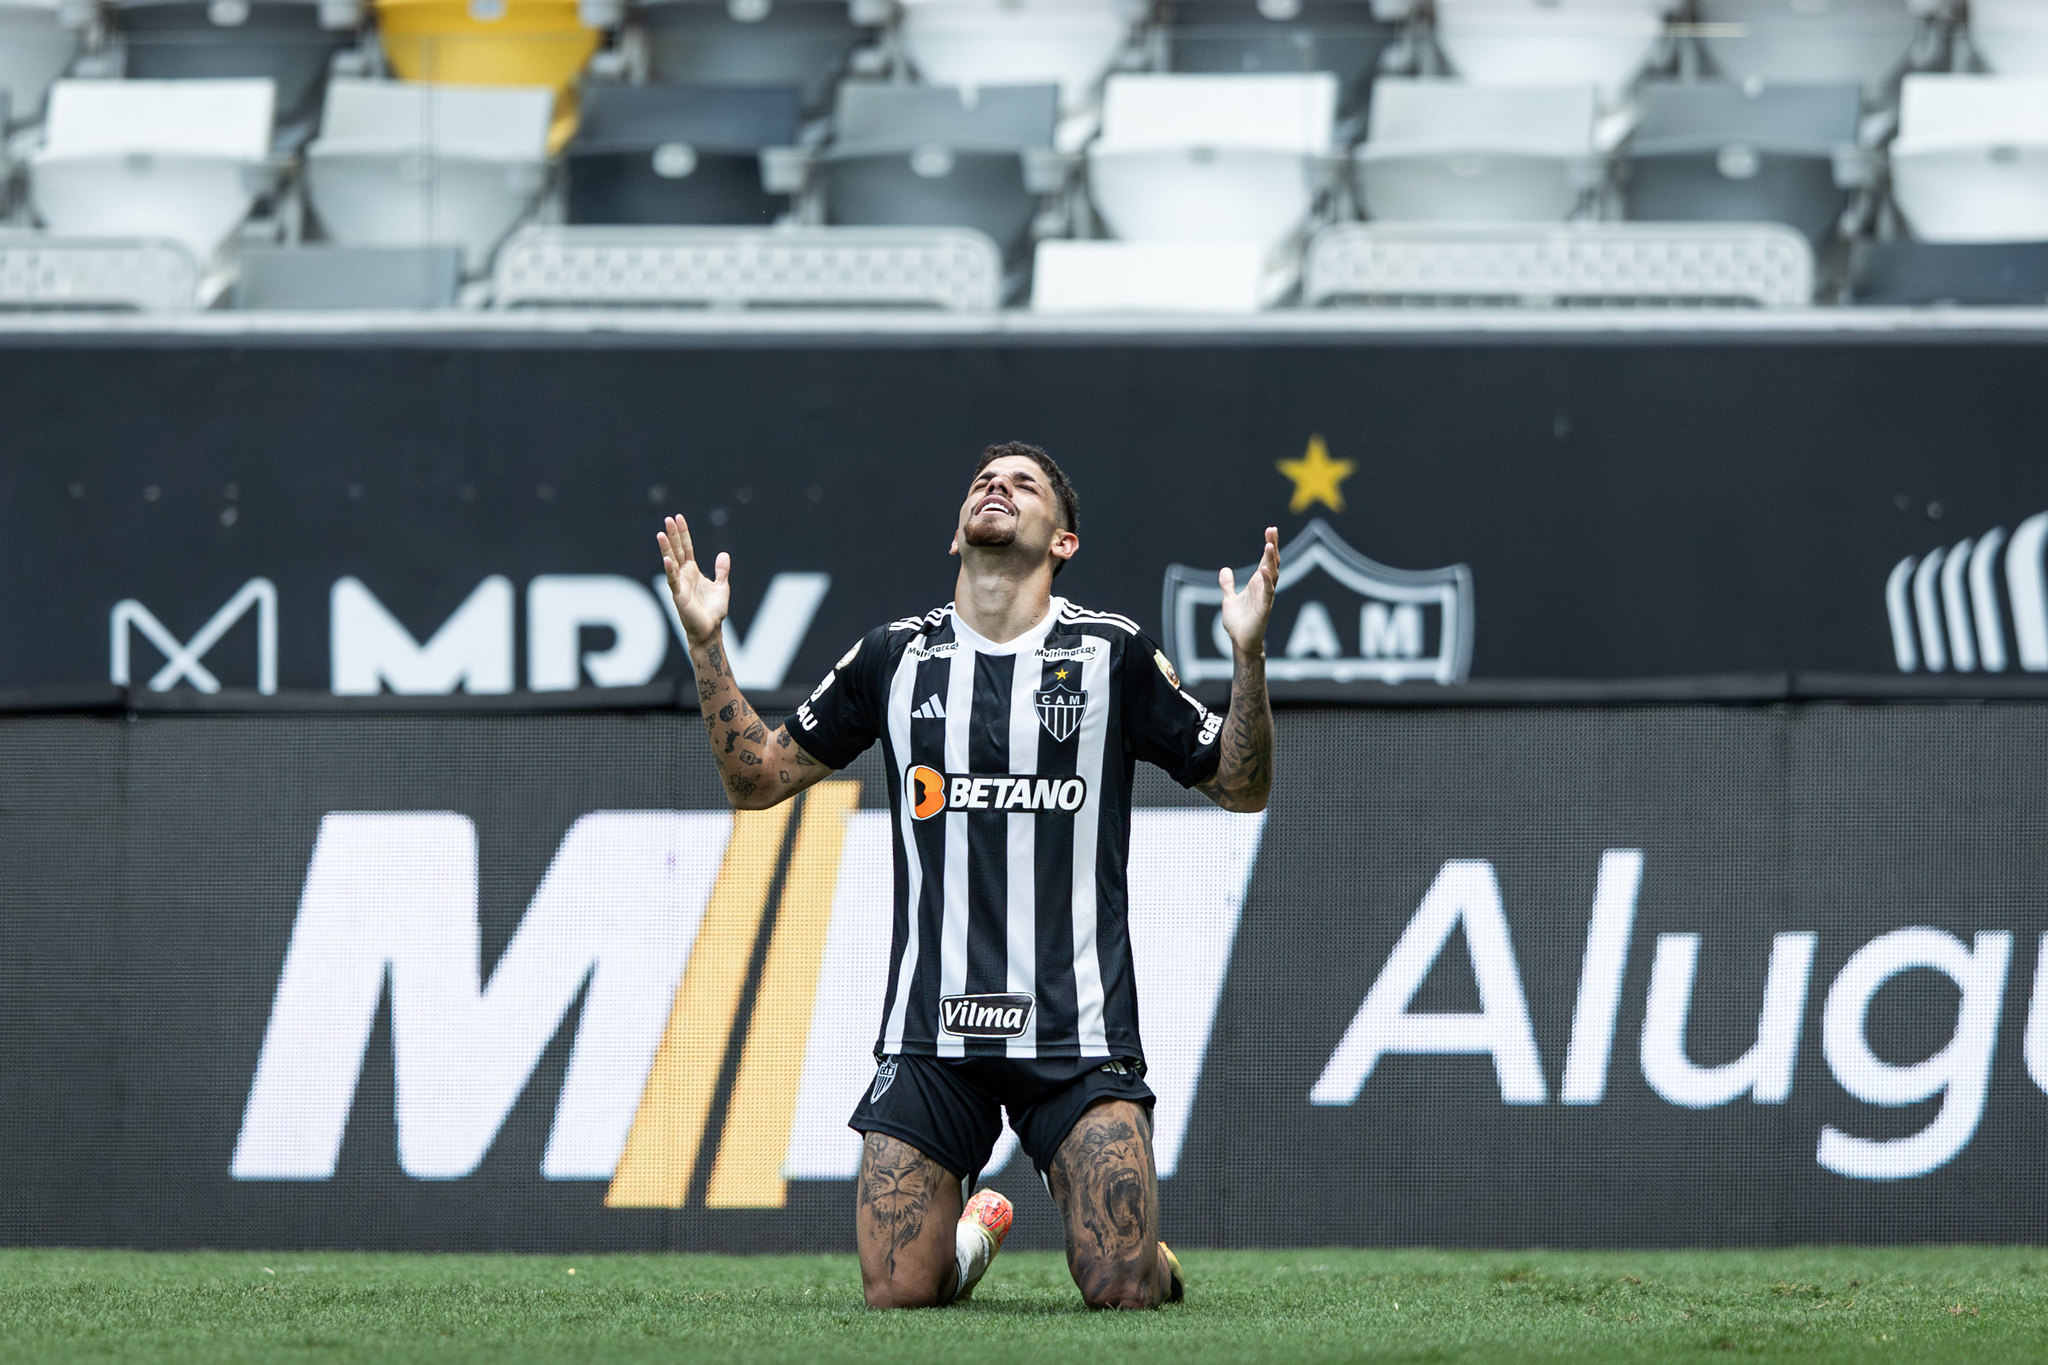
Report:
2,1247,2042,1363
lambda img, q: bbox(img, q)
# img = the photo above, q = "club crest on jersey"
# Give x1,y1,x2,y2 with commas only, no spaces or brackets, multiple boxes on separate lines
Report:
871,1058,898,1102
940,993,1035,1039
906,765,1088,819
1034,682,1087,742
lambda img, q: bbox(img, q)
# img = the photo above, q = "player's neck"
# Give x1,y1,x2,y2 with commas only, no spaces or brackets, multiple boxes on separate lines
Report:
952,555,1055,645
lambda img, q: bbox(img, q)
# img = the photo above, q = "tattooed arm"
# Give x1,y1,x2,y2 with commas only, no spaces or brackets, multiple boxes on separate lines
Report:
1196,644,1273,813
660,514,834,811
1196,526,1278,815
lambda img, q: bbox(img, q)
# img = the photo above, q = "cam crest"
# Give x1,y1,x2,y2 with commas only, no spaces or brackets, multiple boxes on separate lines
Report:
1034,682,1086,742
1161,518,1474,687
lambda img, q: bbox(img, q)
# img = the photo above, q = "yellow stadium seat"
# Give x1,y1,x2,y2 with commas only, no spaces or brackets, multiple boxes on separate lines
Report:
374,0,600,151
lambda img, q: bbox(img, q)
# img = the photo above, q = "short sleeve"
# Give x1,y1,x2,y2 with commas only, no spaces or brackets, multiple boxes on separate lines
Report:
786,627,886,770
1122,632,1224,789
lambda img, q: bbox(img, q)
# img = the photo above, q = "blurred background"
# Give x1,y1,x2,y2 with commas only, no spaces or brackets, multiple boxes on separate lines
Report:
2,0,2047,312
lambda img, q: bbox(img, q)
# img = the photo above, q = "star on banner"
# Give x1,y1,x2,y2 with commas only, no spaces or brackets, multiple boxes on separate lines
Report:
1276,434,1355,514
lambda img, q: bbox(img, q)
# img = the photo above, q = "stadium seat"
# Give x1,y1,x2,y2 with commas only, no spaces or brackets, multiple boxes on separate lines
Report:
303,78,555,269
1354,79,1601,223
1086,72,1337,247
1695,0,1928,94
232,243,464,306
0,0,82,123
1163,0,1396,122
1848,239,2048,305
819,82,1058,259
895,0,1141,114
28,78,276,261
373,0,600,151
1889,75,2048,243
640,0,866,115
1431,0,1674,100
566,83,800,225
1621,81,1863,245
113,0,355,137
1970,0,2048,77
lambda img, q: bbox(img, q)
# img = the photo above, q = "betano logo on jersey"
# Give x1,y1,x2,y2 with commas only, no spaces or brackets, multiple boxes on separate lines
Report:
230,786,1265,1204
906,765,1090,819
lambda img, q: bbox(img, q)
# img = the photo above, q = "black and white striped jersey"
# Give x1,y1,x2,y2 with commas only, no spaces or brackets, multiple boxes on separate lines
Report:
790,597,1225,1062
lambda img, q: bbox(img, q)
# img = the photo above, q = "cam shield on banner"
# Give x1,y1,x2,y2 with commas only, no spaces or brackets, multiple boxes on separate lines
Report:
1161,519,1474,688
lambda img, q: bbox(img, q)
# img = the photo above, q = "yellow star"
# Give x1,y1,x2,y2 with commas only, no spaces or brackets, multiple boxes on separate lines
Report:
1276,434,1355,514
1055,667,1069,680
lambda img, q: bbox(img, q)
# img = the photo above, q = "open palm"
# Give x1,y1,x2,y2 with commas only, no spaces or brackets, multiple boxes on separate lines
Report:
1218,527,1280,656
658,513,730,647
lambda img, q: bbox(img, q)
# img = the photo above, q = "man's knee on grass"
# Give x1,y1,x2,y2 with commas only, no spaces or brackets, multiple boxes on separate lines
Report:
856,1132,962,1310
1048,1100,1169,1310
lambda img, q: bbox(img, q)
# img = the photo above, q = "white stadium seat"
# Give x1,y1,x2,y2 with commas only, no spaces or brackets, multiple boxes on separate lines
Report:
1355,79,1601,223
304,79,555,271
1431,0,1674,101
1086,72,1337,247
1696,0,1930,95
895,0,1142,114
1048,73,1335,311
28,78,276,262
1890,75,2048,244
0,0,81,122
1971,0,2048,78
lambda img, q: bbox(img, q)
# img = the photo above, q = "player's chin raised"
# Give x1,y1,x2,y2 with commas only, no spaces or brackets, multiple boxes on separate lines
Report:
962,513,1018,548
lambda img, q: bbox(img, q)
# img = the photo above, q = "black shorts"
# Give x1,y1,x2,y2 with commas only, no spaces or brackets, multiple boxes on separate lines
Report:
848,1054,1156,1184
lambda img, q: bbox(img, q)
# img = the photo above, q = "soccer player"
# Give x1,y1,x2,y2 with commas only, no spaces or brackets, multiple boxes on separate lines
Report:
658,441,1276,1310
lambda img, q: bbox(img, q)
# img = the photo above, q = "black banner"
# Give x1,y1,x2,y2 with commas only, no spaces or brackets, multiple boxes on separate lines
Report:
13,331,2048,696
3,700,2048,1251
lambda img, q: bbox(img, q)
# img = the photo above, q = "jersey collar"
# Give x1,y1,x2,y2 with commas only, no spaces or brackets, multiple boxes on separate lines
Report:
945,596,1067,657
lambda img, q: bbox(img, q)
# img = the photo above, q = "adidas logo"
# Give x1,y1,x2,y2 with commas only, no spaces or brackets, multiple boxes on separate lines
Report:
911,695,947,720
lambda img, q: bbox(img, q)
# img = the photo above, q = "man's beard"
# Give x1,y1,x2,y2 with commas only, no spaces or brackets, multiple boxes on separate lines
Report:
962,517,1018,548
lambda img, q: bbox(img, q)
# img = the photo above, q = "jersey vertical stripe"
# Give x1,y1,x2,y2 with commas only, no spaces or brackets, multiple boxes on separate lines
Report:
878,642,925,1055
1068,637,1111,1054
1004,646,1042,1058
935,644,976,1059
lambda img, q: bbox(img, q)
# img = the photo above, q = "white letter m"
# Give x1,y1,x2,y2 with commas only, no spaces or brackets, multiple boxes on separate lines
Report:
231,810,730,1181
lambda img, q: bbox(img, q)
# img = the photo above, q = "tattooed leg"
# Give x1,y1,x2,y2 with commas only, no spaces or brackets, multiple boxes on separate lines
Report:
855,1132,964,1309
1047,1100,1169,1310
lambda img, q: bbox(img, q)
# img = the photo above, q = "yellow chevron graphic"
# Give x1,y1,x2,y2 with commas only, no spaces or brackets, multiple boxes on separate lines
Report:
605,801,793,1209
706,780,858,1208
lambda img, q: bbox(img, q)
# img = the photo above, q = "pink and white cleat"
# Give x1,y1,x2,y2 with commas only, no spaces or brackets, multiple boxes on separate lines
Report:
952,1189,1014,1303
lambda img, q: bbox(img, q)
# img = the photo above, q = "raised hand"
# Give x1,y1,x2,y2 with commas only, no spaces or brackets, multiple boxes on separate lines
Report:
1216,526,1280,657
658,513,730,648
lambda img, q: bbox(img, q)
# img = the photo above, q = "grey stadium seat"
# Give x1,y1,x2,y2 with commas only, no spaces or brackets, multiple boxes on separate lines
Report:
566,83,802,226
0,0,81,124
113,0,353,138
1696,0,1927,96
1848,240,2048,306
232,244,463,308
1622,81,1863,245
640,0,864,114
1164,0,1394,121
819,82,1057,259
